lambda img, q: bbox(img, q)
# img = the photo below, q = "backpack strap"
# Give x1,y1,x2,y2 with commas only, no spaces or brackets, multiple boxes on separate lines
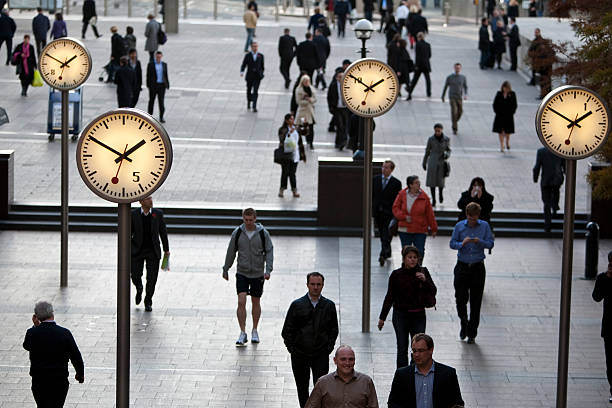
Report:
233,227,242,253
259,229,267,256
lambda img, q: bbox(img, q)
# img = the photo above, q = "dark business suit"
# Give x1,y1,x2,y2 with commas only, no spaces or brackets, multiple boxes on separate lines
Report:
81,0,100,39
32,13,50,57
129,59,142,107
131,208,169,307
593,272,612,397
278,34,297,86
533,147,564,231
240,51,264,110
114,64,136,108
23,321,84,407
408,39,432,98
388,362,464,408
326,78,350,148
296,39,319,81
146,60,169,121
508,24,521,71
373,174,402,259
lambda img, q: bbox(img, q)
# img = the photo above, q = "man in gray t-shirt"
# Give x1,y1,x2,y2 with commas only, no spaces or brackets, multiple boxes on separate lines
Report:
441,63,468,135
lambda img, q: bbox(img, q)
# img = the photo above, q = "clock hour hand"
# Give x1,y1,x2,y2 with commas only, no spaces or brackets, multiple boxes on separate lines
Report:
347,74,375,92
89,136,133,162
548,107,581,128
61,55,77,68
115,139,146,163
568,110,592,128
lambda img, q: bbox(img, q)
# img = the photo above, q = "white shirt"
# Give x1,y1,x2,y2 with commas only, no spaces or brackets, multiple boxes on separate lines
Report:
283,127,301,163
396,4,409,19
245,229,257,239
336,81,344,108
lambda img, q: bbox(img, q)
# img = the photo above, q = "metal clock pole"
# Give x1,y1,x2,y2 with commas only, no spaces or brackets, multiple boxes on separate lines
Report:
117,202,131,407
362,116,373,333
555,158,576,408
60,90,69,287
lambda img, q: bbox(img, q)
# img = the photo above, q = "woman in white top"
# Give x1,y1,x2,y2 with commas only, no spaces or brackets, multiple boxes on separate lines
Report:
295,75,317,150
277,113,306,198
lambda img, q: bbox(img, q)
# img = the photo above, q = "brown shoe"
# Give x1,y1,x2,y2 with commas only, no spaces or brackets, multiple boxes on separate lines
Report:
292,189,300,198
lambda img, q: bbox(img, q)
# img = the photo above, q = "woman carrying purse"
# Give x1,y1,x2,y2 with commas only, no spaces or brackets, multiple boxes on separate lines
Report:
277,113,305,198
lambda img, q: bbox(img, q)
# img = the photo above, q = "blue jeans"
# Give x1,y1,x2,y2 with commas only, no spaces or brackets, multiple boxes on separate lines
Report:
245,28,254,52
392,309,426,368
398,232,426,260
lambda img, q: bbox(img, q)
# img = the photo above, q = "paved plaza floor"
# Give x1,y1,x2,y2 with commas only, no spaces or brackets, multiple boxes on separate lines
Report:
0,231,611,407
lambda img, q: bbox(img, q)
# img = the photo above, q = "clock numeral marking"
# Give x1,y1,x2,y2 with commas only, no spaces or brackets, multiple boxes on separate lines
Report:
132,171,140,182
150,135,160,142
352,76,363,84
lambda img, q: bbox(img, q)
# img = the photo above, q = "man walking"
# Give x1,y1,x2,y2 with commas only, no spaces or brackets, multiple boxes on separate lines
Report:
223,208,274,346
82,0,101,39
108,26,126,82
23,301,85,407
387,334,464,408
528,28,554,98
278,28,297,89
144,14,161,62
313,28,330,90
32,7,50,57
243,3,257,53
327,68,350,149
478,17,490,69
306,345,379,408
406,32,431,100
147,51,169,123
507,17,521,71
282,272,339,408
296,32,320,81
128,48,143,107
441,62,468,135
449,202,494,344
0,9,16,65
593,251,612,404
240,41,264,112
373,160,402,266
533,146,564,232
114,55,136,108
334,0,350,38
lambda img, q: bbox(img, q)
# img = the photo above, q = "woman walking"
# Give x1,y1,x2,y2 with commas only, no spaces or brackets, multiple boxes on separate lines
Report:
377,245,437,368
422,123,451,206
50,12,67,40
278,113,306,198
295,75,317,150
457,177,494,224
492,81,517,152
12,35,36,96
392,175,437,262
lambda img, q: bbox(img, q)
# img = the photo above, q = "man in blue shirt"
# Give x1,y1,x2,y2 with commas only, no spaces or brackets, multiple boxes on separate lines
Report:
146,51,169,123
449,202,494,344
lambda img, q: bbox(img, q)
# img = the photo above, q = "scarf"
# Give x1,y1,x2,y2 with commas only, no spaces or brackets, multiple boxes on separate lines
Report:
304,86,312,97
21,43,30,76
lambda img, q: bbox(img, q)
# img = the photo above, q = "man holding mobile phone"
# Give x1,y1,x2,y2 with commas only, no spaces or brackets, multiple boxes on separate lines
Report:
449,202,494,344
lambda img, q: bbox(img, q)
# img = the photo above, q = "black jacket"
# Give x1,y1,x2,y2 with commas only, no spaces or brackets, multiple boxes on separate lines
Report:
593,272,612,338
32,13,50,39
388,362,464,408
23,322,84,380
240,52,265,80
313,34,330,67
414,40,431,72
129,59,143,89
278,34,297,60
492,27,506,54
478,24,490,51
409,14,428,37
282,294,339,357
111,32,126,61
296,40,320,71
146,60,170,88
457,190,494,223
131,208,169,259
326,78,341,113
114,64,137,107
82,0,97,22
373,174,401,216
0,13,16,38
533,147,564,187
508,24,520,48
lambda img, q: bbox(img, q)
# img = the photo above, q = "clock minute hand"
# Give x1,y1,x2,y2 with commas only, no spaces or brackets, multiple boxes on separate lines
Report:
548,107,581,128
115,139,146,163
568,110,592,128
46,54,65,65
348,74,374,92
89,136,133,162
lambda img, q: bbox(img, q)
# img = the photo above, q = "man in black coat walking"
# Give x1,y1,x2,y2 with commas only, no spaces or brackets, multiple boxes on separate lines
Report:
32,7,50,57
23,301,85,407
0,9,16,65
131,196,170,312
533,146,564,232
108,25,126,82
295,32,319,81
278,28,297,89
282,272,339,408
478,17,490,69
82,0,101,39
128,48,142,107
147,51,170,122
114,56,136,108
593,251,612,404
312,28,330,89
373,160,402,265
407,32,432,100
508,17,521,71
240,41,264,112
327,68,350,149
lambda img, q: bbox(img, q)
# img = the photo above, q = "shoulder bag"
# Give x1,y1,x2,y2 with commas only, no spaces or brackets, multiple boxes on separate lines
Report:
419,268,437,309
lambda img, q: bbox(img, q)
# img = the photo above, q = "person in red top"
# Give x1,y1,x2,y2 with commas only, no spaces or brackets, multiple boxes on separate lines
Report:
392,175,437,262
378,245,437,368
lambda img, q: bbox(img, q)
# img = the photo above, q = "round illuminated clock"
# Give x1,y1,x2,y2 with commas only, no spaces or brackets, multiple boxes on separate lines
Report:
76,109,173,204
536,85,610,159
341,58,399,118
39,37,92,90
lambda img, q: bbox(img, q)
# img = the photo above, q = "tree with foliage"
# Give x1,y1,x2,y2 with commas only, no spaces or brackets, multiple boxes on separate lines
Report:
551,0,612,199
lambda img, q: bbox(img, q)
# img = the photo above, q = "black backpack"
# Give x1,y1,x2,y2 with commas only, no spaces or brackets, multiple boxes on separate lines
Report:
234,228,268,256
157,22,167,45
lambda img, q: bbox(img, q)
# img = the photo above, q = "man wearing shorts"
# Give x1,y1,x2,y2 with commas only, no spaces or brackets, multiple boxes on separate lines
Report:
223,208,274,346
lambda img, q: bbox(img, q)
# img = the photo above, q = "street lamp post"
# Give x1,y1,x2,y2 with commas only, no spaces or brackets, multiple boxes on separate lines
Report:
354,19,374,333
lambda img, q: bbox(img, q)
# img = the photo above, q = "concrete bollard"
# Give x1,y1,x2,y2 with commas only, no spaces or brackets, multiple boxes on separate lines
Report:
585,222,599,279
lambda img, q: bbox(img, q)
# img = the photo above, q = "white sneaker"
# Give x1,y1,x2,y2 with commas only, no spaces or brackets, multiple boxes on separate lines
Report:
251,329,260,343
236,331,248,346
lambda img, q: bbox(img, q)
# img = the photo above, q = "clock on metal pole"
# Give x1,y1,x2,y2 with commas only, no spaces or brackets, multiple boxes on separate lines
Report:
38,37,92,288
535,85,610,408
76,108,173,407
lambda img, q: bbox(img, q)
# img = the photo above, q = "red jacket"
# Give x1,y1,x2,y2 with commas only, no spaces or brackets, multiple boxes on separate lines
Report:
392,188,438,234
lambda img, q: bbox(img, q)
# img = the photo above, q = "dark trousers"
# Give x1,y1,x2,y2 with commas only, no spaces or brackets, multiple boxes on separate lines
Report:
409,69,431,97
131,249,160,307
495,51,503,68
148,83,166,119
374,212,393,259
509,45,518,70
291,353,329,408
454,260,486,339
149,51,155,62
20,75,33,95
32,377,69,408
541,184,560,230
315,68,327,89
280,160,297,190
398,232,426,261
280,57,293,83
605,336,612,396
246,77,261,109
0,36,12,64
539,66,552,97
479,49,488,68
34,36,46,58
131,89,141,108
337,15,346,37
333,107,350,148
379,10,387,31
305,124,314,145
392,309,426,368
81,20,100,38
365,9,373,21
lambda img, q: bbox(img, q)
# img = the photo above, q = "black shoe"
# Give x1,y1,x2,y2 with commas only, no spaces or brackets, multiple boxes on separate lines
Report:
459,323,467,340
160,118,166,123
328,126,336,132
527,81,535,86
608,396,612,403
439,192,443,203
135,290,142,305
253,108,258,112
467,337,475,344
145,305,152,312
452,128,457,135
405,95,412,101
379,256,385,266
96,35,103,38
247,102,251,110
432,199,436,207
285,80,290,89
309,143,314,150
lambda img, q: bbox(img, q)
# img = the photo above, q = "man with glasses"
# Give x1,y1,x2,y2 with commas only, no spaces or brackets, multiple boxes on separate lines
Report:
388,333,463,408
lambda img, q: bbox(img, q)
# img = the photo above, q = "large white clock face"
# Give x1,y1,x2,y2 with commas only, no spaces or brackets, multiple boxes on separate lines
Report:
39,38,92,90
341,58,399,118
536,85,610,159
76,109,173,204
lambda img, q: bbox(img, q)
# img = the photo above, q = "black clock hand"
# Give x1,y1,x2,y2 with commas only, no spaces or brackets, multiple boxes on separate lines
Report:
115,139,146,163
89,136,133,162
347,74,375,92
548,107,581,128
568,110,592,128
46,54,65,65
369,79,385,90
61,55,77,68
565,113,579,145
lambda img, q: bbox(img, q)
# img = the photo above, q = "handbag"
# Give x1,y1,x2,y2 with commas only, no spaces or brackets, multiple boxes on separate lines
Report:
419,268,437,309
443,160,451,178
274,147,293,164
388,218,398,237
157,23,167,45
32,70,43,87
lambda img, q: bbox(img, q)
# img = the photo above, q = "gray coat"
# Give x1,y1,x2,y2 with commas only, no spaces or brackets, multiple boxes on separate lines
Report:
223,223,274,278
423,134,451,188
144,19,160,52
